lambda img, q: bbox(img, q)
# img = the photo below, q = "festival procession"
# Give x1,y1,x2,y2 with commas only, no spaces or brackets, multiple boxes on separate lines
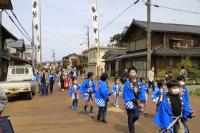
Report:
0,0,200,133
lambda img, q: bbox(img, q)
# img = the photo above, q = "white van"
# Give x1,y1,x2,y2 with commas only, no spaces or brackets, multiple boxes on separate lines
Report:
0,65,36,100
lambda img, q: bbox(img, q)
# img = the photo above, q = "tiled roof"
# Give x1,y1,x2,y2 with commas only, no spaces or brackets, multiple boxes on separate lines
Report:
6,39,25,49
103,49,126,60
135,20,200,35
153,45,200,57
117,50,147,59
122,20,200,41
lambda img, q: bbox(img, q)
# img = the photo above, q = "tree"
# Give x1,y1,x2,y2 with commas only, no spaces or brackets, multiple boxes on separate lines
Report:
110,33,124,43
110,26,128,43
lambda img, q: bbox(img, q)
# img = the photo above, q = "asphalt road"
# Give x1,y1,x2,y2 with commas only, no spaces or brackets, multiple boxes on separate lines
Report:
2,83,200,133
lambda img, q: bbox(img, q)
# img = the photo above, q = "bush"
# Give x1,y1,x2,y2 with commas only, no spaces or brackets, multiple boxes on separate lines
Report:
188,68,200,81
194,88,200,96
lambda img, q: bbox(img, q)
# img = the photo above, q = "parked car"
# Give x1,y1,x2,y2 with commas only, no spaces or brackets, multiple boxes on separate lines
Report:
0,65,36,100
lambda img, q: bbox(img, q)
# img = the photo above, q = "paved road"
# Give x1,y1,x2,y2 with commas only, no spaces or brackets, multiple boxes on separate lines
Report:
2,83,200,133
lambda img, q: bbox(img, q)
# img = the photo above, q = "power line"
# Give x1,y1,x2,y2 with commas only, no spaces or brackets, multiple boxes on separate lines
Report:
141,0,200,15
152,4,200,15
100,0,139,31
99,0,111,16
4,10,31,42
10,10,32,40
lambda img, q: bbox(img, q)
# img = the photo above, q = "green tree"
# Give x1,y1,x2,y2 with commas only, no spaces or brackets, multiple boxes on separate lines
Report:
110,26,128,43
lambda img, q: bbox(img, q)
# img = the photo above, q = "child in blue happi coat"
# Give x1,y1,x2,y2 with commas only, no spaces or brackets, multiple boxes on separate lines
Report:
80,72,96,116
177,75,191,108
151,80,166,109
111,77,122,108
69,77,81,110
96,73,111,123
154,79,195,133
140,78,150,112
123,66,146,133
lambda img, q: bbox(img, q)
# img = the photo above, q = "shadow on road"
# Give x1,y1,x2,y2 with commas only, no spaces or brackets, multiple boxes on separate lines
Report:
7,94,34,102
114,124,128,133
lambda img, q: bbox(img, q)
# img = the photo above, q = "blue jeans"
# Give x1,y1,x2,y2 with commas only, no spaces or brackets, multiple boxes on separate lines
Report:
41,83,47,96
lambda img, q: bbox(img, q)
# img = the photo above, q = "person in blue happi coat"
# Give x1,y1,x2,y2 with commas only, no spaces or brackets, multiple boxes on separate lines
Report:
140,77,150,112
151,80,167,109
69,77,81,110
48,70,57,94
96,73,111,123
80,72,96,116
111,77,122,108
177,75,191,109
123,66,145,133
154,79,195,133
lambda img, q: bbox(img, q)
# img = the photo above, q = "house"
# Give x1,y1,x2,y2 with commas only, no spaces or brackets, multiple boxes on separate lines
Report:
102,49,126,77
0,24,17,81
6,39,25,58
62,53,80,70
82,46,126,77
118,20,200,78
0,0,13,10
24,44,37,62
6,39,31,65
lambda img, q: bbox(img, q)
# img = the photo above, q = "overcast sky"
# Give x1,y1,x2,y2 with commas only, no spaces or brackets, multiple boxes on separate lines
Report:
2,0,200,61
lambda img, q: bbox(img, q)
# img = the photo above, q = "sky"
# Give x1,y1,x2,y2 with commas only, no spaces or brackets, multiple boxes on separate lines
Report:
2,0,200,61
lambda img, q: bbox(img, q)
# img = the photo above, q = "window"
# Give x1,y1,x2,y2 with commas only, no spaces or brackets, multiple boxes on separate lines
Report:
16,68,25,74
90,52,93,59
169,39,183,49
191,39,200,47
11,68,16,74
25,68,29,74
93,52,96,59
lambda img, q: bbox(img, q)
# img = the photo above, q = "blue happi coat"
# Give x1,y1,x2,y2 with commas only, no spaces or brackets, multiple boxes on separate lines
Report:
154,93,193,131
143,84,150,93
151,84,167,100
48,74,56,81
123,79,145,109
95,80,111,107
69,84,81,99
80,79,96,101
182,86,192,113
111,83,122,94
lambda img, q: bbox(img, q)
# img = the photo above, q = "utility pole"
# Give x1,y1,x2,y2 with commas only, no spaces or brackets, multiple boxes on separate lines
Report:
52,49,55,63
95,0,100,77
39,0,42,63
147,0,152,73
87,26,90,49
32,20,35,69
0,10,2,53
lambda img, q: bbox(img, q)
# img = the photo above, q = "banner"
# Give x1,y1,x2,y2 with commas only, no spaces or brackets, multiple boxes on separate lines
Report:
32,0,41,62
91,4,99,46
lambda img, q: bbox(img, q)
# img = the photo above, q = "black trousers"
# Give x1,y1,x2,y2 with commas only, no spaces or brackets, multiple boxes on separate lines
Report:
50,80,54,93
60,80,64,89
126,107,140,133
72,99,78,107
97,106,107,121
148,81,155,91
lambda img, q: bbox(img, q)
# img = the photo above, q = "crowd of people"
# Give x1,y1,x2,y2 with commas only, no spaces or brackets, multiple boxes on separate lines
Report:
67,66,195,133
34,66,79,96
0,64,196,133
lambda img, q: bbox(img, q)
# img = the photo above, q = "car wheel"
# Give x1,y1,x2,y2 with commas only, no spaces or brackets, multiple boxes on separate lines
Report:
28,91,33,100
